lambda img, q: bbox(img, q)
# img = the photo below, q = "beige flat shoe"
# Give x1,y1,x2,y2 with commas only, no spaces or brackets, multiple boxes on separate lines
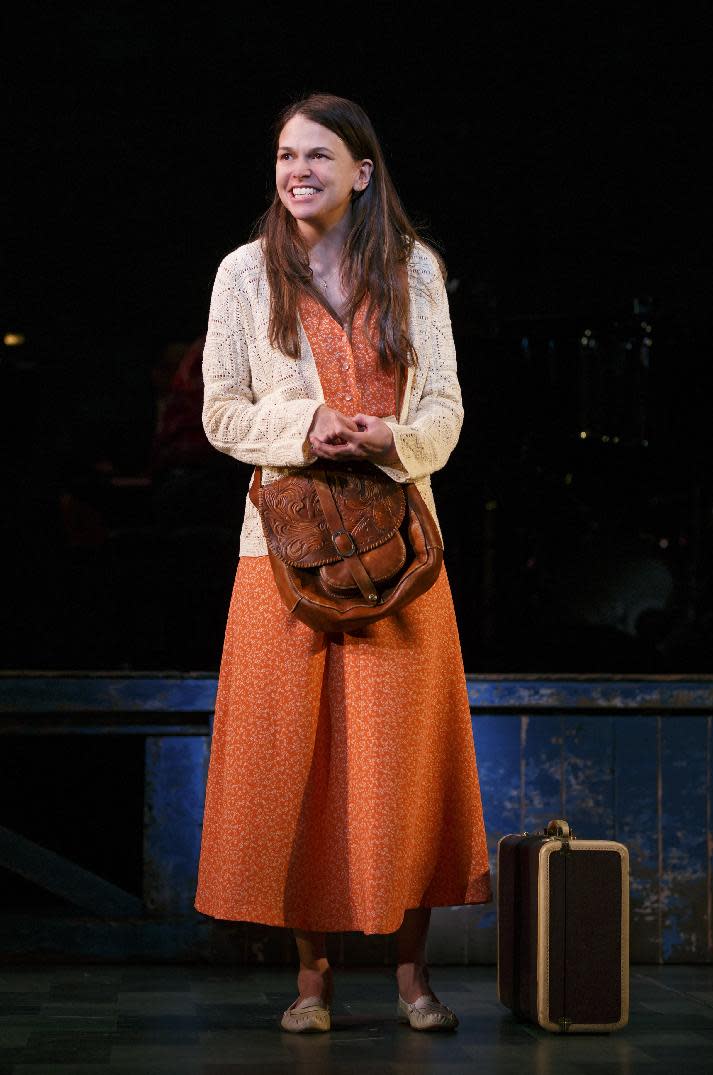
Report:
397,993,459,1031
280,994,331,1033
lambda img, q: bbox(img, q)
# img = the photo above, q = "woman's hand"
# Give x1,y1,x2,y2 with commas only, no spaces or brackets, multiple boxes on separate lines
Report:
308,404,359,446
309,408,400,466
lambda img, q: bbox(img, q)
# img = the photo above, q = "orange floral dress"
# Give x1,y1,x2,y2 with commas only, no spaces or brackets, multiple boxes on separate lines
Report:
193,292,492,934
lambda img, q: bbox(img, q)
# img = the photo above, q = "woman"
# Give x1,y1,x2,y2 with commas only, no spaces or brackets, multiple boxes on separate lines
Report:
194,93,492,1033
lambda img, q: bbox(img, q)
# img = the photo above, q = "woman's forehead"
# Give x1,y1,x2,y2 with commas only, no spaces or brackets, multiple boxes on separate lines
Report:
278,113,344,151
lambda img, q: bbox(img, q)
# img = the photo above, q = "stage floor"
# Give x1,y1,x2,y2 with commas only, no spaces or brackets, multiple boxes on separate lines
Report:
0,964,711,1072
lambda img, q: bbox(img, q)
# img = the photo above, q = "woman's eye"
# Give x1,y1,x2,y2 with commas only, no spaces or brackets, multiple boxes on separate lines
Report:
312,152,325,159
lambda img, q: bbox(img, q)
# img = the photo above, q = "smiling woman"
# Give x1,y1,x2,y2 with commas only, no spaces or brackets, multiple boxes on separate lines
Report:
193,92,492,1035
273,115,375,350
276,125,372,229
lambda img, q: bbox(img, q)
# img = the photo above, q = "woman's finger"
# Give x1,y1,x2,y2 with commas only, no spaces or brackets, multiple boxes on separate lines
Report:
327,412,360,432
314,440,365,459
311,435,347,451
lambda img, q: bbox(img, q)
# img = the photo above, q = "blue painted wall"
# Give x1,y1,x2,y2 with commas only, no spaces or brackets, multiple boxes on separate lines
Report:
0,674,710,963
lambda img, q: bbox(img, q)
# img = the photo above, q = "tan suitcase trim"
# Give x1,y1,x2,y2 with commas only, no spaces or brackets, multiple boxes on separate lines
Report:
495,832,511,1006
496,834,503,1004
536,839,630,1032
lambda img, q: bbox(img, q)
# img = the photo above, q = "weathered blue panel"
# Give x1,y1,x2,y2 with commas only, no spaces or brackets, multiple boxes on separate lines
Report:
474,714,521,846
1,673,711,964
660,715,709,961
563,716,615,840
466,715,520,960
614,715,659,963
466,676,713,711
0,719,210,735
4,672,713,716
522,716,564,833
0,675,218,714
143,736,210,914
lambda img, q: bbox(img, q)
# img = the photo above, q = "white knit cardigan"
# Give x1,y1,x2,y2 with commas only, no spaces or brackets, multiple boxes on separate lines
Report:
201,238,464,556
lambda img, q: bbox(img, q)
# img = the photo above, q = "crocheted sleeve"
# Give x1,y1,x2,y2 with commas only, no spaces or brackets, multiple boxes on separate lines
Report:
201,249,321,468
377,245,464,483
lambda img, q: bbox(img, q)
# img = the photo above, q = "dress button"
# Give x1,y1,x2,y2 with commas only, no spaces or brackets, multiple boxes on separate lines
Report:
345,394,353,402
343,363,349,370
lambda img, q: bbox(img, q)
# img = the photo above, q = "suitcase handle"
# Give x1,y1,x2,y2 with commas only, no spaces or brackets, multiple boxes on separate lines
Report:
545,818,573,838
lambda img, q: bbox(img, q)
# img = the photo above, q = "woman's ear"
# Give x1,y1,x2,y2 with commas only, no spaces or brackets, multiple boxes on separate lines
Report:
354,158,374,192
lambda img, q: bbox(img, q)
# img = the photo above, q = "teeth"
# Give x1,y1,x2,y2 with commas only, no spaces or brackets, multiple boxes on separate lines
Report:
292,187,319,197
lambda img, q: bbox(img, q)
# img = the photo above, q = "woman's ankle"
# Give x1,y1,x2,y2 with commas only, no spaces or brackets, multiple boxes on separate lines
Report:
297,963,333,1004
396,961,433,1003
396,960,429,977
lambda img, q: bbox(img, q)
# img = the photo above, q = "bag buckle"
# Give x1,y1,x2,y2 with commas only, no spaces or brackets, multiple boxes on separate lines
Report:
332,530,357,557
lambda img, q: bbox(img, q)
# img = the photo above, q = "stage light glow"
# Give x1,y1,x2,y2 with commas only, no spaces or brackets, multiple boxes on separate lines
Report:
4,333,25,346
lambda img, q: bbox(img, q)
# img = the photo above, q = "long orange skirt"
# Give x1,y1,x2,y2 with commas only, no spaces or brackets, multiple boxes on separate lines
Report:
194,555,492,934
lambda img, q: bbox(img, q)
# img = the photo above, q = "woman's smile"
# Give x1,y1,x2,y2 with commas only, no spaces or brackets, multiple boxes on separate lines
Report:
290,185,323,200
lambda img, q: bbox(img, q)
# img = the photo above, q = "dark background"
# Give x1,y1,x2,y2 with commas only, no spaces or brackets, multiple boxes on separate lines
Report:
3,3,712,672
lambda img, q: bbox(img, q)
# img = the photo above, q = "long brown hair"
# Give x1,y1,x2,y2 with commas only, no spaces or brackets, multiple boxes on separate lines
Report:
255,93,444,370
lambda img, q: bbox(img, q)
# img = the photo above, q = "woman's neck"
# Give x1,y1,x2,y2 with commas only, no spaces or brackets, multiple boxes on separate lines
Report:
298,209,352,274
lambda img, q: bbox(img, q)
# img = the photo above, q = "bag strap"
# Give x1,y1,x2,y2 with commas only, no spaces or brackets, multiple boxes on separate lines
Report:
311,469,379,605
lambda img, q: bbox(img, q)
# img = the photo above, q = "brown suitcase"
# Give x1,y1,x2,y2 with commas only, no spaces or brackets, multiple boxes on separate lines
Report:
497,819,629,1032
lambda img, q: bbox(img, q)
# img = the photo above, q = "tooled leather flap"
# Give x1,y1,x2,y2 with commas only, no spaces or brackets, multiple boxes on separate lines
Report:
259,463,406,569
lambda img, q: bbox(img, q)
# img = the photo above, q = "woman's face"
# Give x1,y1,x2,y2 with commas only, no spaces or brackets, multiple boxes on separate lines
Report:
276,113,372,234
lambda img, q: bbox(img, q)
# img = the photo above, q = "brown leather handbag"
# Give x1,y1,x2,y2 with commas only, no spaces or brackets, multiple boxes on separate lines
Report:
249,460,443,633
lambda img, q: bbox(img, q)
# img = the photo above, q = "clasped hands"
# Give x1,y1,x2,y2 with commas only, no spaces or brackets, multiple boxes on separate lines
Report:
308,404,400,466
